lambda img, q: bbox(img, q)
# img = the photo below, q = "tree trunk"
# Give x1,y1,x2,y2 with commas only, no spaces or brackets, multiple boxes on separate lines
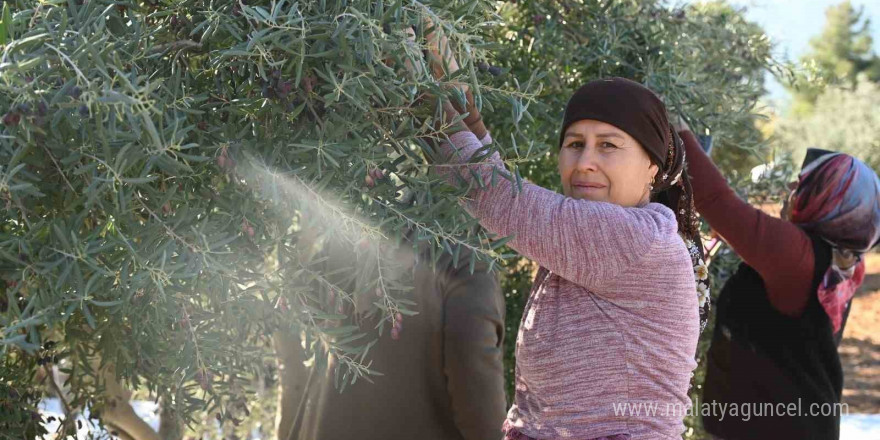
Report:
98,365,163,440
158,395,184,440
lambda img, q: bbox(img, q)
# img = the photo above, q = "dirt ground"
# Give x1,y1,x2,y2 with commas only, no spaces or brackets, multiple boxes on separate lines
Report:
840,252,880,413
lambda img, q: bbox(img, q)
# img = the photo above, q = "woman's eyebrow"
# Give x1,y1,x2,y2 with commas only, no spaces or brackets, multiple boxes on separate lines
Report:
595,132,625,139
563,132,624,141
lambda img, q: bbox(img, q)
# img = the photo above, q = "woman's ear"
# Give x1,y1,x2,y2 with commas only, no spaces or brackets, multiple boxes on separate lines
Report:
648,163,660,182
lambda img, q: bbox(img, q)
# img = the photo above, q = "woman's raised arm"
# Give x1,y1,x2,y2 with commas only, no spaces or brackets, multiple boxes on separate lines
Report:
680,129,815,317
424,24,672,293
436,127,671,292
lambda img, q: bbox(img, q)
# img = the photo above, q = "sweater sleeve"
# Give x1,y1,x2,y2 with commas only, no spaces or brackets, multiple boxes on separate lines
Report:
437,131,668,292
680,130,815,317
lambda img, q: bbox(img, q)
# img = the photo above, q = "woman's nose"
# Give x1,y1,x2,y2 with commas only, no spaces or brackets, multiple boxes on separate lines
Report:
575,147,599,172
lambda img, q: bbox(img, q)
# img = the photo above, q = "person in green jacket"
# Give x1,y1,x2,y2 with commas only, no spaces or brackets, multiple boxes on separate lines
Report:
274,227,507,440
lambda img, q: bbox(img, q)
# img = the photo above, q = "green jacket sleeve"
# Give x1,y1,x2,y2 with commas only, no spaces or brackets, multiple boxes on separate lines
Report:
442,262,508,440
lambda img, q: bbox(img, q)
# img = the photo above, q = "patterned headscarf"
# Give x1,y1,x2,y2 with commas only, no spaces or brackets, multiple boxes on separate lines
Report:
790,151,880,334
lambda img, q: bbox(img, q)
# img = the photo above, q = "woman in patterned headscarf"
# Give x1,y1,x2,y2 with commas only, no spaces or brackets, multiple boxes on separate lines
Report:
785,151,879,334
678,116,880,440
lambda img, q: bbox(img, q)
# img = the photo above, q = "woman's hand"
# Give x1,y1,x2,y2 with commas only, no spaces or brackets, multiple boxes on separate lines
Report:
424,21,466,91
399,26,465,136
423,18,488,139
400,16,487,140
671,114,691,134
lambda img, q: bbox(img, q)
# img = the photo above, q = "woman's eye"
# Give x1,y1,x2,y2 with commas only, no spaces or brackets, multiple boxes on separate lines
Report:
600,142,619,149
566,141,584,149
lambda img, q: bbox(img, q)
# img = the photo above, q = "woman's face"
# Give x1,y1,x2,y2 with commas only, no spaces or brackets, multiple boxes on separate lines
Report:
558,119,659,207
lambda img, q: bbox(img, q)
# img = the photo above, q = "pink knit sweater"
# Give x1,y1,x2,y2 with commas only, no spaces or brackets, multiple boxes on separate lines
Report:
439,131,700,439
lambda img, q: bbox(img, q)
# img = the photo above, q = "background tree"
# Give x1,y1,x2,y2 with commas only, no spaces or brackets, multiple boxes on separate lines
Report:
788,0,880,114
774,1,880,173
777,75,880,173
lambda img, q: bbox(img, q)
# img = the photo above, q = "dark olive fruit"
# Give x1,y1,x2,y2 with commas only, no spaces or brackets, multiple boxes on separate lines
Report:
3,112,21,126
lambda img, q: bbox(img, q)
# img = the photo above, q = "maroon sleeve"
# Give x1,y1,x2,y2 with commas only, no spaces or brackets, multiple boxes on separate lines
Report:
681,130,815,317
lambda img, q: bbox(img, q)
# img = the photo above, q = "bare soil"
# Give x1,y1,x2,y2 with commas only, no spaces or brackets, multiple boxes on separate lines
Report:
840,252,880,413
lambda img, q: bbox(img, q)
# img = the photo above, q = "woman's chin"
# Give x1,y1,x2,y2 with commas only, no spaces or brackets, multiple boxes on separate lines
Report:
571,189,608,202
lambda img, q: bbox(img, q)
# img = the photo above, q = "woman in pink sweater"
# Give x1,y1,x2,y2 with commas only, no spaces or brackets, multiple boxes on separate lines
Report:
420,35,706,440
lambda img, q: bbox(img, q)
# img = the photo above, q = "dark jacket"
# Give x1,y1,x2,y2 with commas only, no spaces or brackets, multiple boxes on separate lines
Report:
275,247,507,440
702,233,848,440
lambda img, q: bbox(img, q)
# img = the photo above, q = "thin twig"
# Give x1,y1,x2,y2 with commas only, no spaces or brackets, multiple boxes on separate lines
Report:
284,172,390,243
45,44,89,83
46,366,77,434
134,194,203,254
148,40,203,55
41,144,77,195
181,304,209,390
366,195,500,261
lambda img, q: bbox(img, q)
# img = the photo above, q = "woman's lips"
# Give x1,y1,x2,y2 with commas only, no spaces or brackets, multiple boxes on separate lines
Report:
573,183,606,189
